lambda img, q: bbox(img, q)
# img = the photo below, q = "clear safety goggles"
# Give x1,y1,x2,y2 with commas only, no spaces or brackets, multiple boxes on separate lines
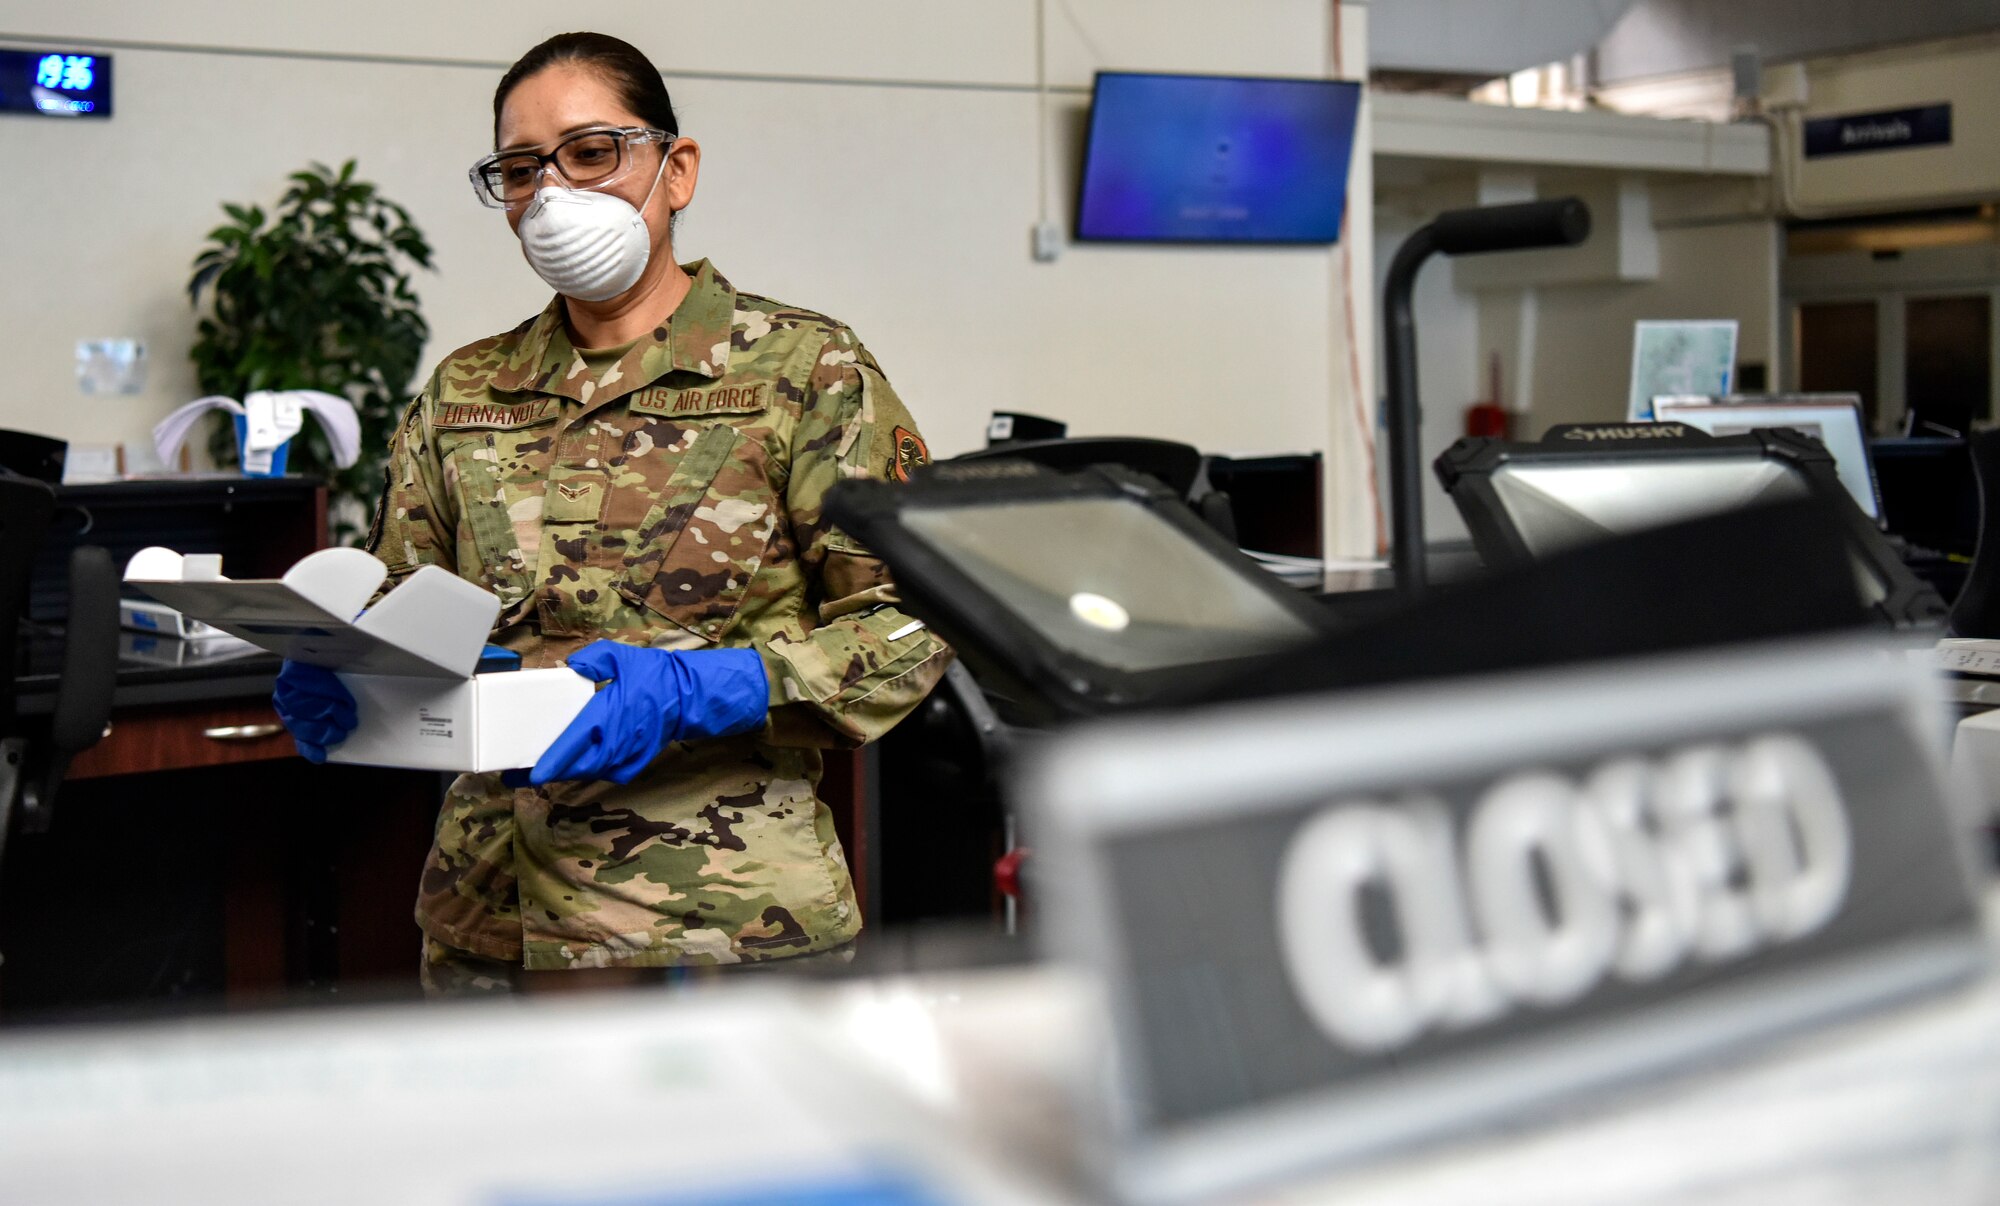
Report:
469,126,674,208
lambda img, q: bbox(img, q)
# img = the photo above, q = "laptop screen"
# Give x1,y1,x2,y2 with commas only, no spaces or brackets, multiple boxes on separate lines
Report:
1653,398,1881,521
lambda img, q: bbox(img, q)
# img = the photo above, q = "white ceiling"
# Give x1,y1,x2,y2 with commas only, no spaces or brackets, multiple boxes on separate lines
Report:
1593,0,2000,82
1371,0,2000,81
1369,0,1641,75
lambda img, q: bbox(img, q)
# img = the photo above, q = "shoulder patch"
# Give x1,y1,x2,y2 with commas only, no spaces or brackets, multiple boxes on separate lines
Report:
890,425,930,482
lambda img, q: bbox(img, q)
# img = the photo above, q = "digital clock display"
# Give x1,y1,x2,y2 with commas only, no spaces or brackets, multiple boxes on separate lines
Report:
0,48,113,118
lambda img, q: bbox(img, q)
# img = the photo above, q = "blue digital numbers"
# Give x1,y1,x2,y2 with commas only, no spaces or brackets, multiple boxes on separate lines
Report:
38,54,94,91
60,56,94,91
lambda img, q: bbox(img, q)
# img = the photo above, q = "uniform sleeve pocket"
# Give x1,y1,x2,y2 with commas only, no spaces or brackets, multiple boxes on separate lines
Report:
442,431,535,611
617,425,772,642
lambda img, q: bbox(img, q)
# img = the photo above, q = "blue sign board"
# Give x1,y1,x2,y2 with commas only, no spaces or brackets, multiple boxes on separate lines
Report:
1804,104,1950,158
0,48,113,118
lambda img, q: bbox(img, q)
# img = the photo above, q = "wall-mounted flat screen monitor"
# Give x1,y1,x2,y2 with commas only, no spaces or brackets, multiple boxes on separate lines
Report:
1075,72,1361,244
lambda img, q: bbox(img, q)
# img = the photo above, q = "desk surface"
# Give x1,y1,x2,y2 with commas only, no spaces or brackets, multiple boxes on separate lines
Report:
13,627,278,717
16,474,319,715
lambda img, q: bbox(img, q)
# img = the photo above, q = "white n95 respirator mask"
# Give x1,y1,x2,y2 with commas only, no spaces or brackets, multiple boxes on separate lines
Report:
516,157,668,303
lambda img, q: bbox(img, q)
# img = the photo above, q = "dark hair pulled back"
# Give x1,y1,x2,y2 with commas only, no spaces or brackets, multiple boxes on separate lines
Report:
493,32,678,145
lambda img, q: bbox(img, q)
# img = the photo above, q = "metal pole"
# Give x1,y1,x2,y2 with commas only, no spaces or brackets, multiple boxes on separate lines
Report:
1383,227,1439,598
1378,198,1589,599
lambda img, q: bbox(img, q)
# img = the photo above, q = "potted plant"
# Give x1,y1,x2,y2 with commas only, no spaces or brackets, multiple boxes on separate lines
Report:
187,160,434,543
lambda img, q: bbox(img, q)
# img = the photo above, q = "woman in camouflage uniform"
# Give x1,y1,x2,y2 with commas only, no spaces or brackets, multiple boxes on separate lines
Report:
275,32,950,991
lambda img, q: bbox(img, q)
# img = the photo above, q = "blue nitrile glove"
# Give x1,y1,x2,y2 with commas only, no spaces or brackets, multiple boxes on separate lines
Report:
527,641,770,785
273,660,357,764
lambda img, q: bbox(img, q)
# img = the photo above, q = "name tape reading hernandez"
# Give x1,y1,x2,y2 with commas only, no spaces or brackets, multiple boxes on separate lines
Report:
1027,638,1984,1202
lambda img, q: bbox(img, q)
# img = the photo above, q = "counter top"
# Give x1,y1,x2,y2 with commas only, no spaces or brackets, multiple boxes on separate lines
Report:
12,626,279,716
1,909,1996,1204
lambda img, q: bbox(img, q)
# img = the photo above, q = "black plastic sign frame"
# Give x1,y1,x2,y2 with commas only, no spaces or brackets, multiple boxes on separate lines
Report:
1025,636,1986,1203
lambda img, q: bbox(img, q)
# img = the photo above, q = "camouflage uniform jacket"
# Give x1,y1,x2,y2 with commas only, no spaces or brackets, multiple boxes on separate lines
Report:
367,260,950,970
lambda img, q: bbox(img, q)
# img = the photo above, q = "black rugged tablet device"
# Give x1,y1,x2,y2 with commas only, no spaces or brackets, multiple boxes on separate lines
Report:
1435,424,1945,630
825,463,1333,724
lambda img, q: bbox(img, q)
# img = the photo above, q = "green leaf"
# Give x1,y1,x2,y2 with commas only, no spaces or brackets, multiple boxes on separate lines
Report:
188,158,434,538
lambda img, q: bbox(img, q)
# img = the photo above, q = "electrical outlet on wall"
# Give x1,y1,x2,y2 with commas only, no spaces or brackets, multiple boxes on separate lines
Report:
1031,221,1062,263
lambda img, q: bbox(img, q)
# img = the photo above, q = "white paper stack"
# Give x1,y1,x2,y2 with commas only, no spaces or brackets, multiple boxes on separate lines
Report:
151,390,362,473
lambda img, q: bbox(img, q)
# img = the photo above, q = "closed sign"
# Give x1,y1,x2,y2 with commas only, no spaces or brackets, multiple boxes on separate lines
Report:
1279,733,1854,1053
1025,637,1985,1203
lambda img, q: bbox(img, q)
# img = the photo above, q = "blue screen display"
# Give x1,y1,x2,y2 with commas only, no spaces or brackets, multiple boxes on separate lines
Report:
0,48,113,118
1076,73,1360,244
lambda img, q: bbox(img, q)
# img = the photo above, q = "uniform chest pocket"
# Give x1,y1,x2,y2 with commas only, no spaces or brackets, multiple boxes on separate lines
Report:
616,424,777,643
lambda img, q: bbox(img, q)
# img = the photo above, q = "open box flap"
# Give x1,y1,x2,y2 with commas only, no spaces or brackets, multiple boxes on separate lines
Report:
124,548,499,679
349,565,497,677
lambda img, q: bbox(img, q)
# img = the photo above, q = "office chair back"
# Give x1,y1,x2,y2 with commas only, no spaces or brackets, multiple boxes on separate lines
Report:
46,545,118,772
0,469,115,846
1950,429,2000,637
0,472,56,892
949,437,1205,498
0,430,67,484
945,436,1250,543
0,544,117,918
0,473,57,724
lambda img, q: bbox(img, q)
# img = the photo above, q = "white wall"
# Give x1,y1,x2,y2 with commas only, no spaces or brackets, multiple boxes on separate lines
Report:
1776,32,2000,219
1494,218,1779,432
0,0,1376,552
1373,162,1782,532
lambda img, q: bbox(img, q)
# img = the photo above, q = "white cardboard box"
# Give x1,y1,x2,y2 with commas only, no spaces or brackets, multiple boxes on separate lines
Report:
124,546,593,772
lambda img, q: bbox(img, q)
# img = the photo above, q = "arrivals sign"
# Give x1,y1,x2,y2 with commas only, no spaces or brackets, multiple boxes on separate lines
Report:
1803,104,1951,157
1026,636,1986,1203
